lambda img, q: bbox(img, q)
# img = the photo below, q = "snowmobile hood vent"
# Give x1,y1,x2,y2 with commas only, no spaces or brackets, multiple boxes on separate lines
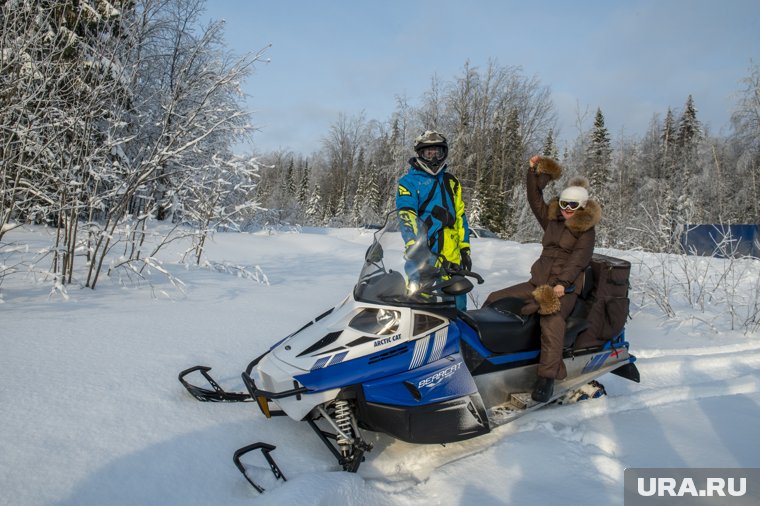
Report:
368,345,409,364
297,331,343,357
346,336,377,347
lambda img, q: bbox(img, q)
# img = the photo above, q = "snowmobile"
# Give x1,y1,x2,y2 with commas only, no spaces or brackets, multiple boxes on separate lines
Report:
179,211,640,493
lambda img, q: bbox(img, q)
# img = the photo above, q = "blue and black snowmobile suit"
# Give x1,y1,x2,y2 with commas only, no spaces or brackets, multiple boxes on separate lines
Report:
396,159,471,308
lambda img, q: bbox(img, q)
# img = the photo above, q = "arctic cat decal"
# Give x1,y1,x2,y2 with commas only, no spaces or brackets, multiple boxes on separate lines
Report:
398,184,411,196
374,334,403,347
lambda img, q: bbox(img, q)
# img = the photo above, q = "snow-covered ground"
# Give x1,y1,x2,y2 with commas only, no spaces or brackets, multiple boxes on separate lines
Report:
2,225,759,505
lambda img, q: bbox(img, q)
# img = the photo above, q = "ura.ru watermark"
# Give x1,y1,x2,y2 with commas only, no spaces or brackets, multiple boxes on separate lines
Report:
624,468,760,505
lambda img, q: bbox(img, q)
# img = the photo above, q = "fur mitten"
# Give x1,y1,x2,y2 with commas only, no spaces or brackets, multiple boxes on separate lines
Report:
532,284,561,315
534,157,562,181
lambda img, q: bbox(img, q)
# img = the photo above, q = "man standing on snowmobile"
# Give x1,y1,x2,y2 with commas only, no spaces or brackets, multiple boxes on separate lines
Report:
396,130,472,310
484,155,600,403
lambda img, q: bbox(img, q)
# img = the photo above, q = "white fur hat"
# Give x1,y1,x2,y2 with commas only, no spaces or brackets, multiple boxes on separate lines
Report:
559,176,590,207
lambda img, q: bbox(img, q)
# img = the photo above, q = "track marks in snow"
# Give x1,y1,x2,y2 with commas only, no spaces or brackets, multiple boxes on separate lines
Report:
361,343,760,495
634,344,760,388
635,340,760,360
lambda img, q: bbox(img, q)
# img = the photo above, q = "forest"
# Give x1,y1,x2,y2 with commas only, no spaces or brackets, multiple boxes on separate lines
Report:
1,0,759,291
260,67,760,253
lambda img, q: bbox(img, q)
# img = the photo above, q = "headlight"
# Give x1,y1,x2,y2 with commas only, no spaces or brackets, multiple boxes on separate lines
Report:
348,308,401,335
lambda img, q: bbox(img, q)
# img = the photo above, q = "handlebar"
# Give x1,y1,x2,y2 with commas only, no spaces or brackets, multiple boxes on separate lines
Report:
438,259,484,284
465,270,485,284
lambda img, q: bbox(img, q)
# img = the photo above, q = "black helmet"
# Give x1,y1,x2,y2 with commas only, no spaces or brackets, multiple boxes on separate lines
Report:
413,130,448,175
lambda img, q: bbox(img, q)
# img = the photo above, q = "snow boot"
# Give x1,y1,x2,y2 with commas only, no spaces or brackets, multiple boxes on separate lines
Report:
531,376,554,403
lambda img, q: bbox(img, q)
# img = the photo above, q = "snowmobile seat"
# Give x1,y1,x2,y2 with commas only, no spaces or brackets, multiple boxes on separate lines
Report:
469,268,594,355
466,298,539,354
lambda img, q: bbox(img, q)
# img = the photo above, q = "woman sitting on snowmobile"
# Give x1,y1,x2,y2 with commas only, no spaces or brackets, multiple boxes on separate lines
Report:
483,155,601,403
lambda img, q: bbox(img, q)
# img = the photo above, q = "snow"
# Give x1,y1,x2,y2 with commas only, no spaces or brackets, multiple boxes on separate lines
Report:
2,225,759,505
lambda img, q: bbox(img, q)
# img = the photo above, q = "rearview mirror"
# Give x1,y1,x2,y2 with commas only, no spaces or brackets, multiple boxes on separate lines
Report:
439,276,474,296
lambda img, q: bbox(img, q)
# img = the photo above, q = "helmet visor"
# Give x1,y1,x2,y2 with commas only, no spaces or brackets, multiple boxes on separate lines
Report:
420,145,446,163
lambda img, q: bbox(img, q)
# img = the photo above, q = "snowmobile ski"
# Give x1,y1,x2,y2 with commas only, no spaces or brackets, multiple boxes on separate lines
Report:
178,365,252,402
232,442,286,493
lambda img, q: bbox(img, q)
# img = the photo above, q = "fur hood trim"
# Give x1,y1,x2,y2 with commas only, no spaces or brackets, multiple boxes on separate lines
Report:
548,197,601,233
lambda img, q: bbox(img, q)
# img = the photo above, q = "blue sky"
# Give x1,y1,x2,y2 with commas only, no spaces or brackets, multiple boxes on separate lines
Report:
203,0,759,155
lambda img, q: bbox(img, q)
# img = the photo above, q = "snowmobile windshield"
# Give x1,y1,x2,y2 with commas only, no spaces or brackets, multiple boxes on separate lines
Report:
354,210,467,309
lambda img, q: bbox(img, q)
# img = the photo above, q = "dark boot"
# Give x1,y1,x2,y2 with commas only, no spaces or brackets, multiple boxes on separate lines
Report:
531,376,554,403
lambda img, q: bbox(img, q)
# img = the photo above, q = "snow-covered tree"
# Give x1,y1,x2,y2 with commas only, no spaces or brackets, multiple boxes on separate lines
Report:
542,129,559,160
182,154,262,264
0,0,267,290
585,108,612,204
676,95,701,151
1,0,134,282
297,162,311,210
661,108,677,178
305,184,323,225
84,1,267,288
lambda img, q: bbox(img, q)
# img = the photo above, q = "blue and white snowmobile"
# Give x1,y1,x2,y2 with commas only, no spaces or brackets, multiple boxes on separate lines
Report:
179,211,639,493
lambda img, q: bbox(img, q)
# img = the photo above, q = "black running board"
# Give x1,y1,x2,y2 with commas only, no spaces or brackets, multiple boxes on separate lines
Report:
178,365,252,402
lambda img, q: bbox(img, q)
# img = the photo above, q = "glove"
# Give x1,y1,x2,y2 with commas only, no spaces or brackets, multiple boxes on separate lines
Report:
460,247,472,271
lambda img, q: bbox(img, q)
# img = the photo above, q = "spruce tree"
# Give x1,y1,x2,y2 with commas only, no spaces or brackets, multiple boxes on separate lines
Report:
351,170,366,226
297,162,310,209
661,108,677,179
366,171,382,223
655,108,679,250
542,129,559,160
281,159,296,198
676,97,700,220
676,95,701,150
306,184,323,225
585,108,612,204
501,108,523,237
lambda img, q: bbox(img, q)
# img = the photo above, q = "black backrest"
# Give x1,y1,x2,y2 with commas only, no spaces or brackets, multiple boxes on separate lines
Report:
580,264,594,299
